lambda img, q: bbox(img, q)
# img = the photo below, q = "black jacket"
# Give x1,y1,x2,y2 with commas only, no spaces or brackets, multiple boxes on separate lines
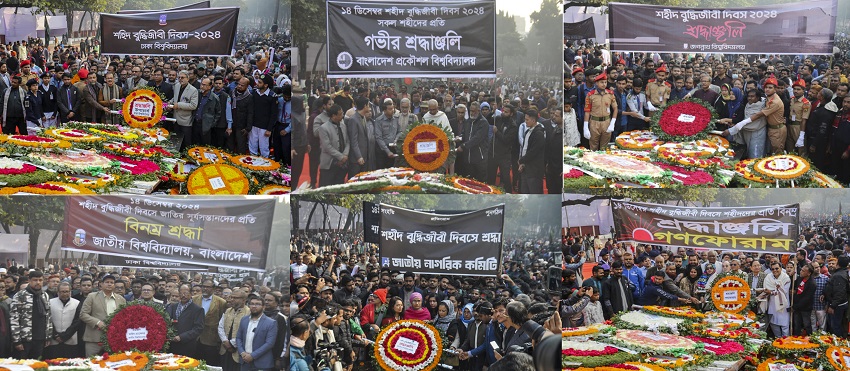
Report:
57,84,81,118
792,276,816,311
461,113,489,164
251,89,278,131
38,84,58,114
165,301,204,357
518,124,546,178
824,268,850,309
601,275,634,319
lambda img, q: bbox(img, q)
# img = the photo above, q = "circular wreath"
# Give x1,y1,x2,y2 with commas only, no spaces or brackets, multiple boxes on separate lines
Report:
769,336,820,356
615,130,663,150
230,155,281,172
93,352,150,371
644,354,699,369
187,163,251,195
609,330,699,356
26,151,118,174
152,355,201,370
122,88,165,129
613,311,689,334
643,305,706,320
374,319,442,371
102,301,173,353
42,128,106,144
62,173,121,190
654,140,733,158
814,172,844,188
0,134,71,150
0,181,95,195
0,158,57,187
446,176,503,194
756,358,808,371
101,153,163,180
655,147,732,170
88,128,140,142
735,159,772,184
186,146,230,165
823,345,850,371
397,121,454,172
256,184,291,195
347,167,415,182
607,149,653,162
708,273,751,314
651,99,717,142
103,143,160,158
752,154,812,181
569,151,669,184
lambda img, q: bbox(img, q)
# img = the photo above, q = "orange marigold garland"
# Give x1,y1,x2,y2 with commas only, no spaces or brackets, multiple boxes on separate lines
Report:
230,155,281,172
3,181,96,195
94,352,149,371
0,134,72,150
186,146,230,164
756,358,807,371
42,128,106,144
255,184,291,195
398,122,453,172
186,163,250,195
446,176,503,194
122,88,165,129
374,319,442,371
643,305,706,319
708,273,751,314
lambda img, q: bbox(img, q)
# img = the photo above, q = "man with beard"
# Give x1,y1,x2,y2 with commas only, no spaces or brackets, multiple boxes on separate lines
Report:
491,104,516,189
661,263,698,307
79,275,125,356
220,289,250,371
390,272,424,310
10,270,52,359
262,293,287,370
166,285,204,358
332,275,360,305
518,109,545,193
193,279,226,366
721,89,768,159
602,261,634,320
228,77,253,155
236,296,277,371
458,101,488,181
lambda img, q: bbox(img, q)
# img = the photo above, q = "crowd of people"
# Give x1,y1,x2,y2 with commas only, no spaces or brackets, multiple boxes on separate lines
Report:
561,224,850,338
0,30,291,164
563,33,850,184
289,230,562,371
0,264,287,370
291,77,563,193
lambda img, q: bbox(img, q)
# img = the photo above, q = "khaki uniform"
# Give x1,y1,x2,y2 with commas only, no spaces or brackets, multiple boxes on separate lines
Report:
645,79,671,107
786,96,812,154
584,88,617,150
762,93,786,154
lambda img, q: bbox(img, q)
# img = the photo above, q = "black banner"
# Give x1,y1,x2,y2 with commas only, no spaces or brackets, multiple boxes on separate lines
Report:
379,204,504,276
100,7,239,56
326,0,496,78
364,202,381,244
118,1,211,14
564,18,596,40
611,200,799,254
608,0,837,54
97,254,208,270
62,197,275,271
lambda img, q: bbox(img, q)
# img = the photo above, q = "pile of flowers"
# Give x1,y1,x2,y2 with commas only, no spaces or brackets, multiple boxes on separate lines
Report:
102,301,173,353
650,99,717,141
562,339,638,368
300,168,504,194
374,319,442,371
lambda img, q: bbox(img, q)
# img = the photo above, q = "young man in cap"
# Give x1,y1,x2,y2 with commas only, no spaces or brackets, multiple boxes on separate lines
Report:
789,78,812,154
730,77,786,155
583,72,618,150
645,65,671,110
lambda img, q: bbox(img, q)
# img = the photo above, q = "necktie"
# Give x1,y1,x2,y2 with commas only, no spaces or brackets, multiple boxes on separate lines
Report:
176,303,184,319
66,88,71,106
336,123,345,153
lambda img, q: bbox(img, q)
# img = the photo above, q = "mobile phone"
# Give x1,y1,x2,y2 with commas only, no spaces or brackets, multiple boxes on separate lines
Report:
490,341,499,350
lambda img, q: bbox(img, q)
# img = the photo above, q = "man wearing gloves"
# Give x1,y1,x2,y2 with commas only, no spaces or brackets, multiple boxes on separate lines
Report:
583,72,618,150
789,78,812,154
721,89,767,159
722,77,786,155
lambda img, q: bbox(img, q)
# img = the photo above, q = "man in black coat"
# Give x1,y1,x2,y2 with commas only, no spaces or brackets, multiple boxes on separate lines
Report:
458,101,489,182
545,108,564,194
792,263,816,336
38,73,58,127
601,261,634,319
517,109,545,194
57,73,81,124
166,284,204,358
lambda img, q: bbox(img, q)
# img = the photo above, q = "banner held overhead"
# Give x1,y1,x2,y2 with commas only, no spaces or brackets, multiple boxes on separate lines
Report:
62,196,274,271
326,0,497,78
608,0,837,54
379,203,504,276
100,7,239,56
611,200,799,254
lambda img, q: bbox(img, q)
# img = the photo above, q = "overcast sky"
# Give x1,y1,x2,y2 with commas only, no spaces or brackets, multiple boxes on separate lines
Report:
497,0,543,18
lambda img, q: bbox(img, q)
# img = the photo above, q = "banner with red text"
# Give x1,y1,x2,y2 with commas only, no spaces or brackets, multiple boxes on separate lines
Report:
62,197,274,271
608,0,837,55
611,200,799,254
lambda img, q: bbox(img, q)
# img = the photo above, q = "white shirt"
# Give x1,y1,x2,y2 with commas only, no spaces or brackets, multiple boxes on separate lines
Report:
245,316,261,354
290,263,307,279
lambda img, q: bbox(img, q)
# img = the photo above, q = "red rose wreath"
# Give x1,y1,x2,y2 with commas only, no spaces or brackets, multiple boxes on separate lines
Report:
651,99,717,141
102,301,174,353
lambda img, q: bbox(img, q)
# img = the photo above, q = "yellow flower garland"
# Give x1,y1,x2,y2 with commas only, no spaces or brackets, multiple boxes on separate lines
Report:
43,128,106,143
374,320,442,371
2,182,95,195
643,305,706,319
0,134,72,149
187,163,250,195
402,124,450,171
95,352,149,371
256,184,291,195
89,128,140,141
187,146,230,164
825,346,850,371
772,336,820,351
230,155,281,172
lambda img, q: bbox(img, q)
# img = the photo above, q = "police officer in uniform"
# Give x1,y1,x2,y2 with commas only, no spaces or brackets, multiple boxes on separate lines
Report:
788,78,812,155
583,72,618,150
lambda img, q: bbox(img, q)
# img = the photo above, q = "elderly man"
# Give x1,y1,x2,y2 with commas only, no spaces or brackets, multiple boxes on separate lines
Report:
47,282,82,359
219,289,250,371
192,78,221,146
166,284,204,358
193,279,227,366
421,99,453,134
168,70,199,151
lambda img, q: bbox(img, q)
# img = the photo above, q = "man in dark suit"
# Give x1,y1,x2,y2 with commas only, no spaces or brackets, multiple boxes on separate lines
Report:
236,296,277,371
517,109,546,193
318,104,349,186
166,284,204,358
346,96,375,176
458,101,489,182
57,73,80,124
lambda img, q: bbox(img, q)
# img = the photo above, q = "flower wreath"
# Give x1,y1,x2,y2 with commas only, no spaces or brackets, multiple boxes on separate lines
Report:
88,128,140,143
445,176,503,194
185,146,230,165
563,167,607,189
813,172,844,188
299,178,394,194
186,163,251,195
151,354,204,370
654,147,733,170
0,134,72,151
766,336,820,357
642,306,706,320
347,167,416,183
562,323,611,337
707,272,752,314
0,360,48,371
643,354,701,369
569,364,667,371
62,173,123,191
756,358,808,371
42,128,106,144
122,88,166,129
0,181,95,195
612,311,691,335
25,151,119,175
229,155,281,173
396,121,454,172
650,99,717,142
691,324,759,340
685,336,745,360
101,153,163,181
606,329,701,357
654,163,718,187
820,345,850,371
102,301,173,353
749,154,815,186
561,339,638,368
102,143,161,159
0,158,57,187
374,319,442,371
93,352,150,371
566,151,671,185
615,130,664,150
734,158,773,187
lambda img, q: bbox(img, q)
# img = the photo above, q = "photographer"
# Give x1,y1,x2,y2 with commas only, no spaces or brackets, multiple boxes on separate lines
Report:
560,285,593,327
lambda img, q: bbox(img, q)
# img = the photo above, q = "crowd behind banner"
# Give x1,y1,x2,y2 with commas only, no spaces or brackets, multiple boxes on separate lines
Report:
0,27,292,165
291,75,563,194
0,262,288,369
561,217,850,339
563,28,850,184
289,230,563,371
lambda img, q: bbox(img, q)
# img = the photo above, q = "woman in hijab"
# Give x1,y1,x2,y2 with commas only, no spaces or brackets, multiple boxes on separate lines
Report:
727,87,745,119
433,300,455,333
403,292,432,320
459,303,475,328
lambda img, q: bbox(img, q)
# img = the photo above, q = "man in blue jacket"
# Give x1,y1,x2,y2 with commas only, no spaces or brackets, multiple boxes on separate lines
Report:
237,296,278,371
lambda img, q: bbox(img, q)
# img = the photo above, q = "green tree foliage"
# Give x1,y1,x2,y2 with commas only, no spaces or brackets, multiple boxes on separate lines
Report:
527,0,561,76
495,10,526,73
